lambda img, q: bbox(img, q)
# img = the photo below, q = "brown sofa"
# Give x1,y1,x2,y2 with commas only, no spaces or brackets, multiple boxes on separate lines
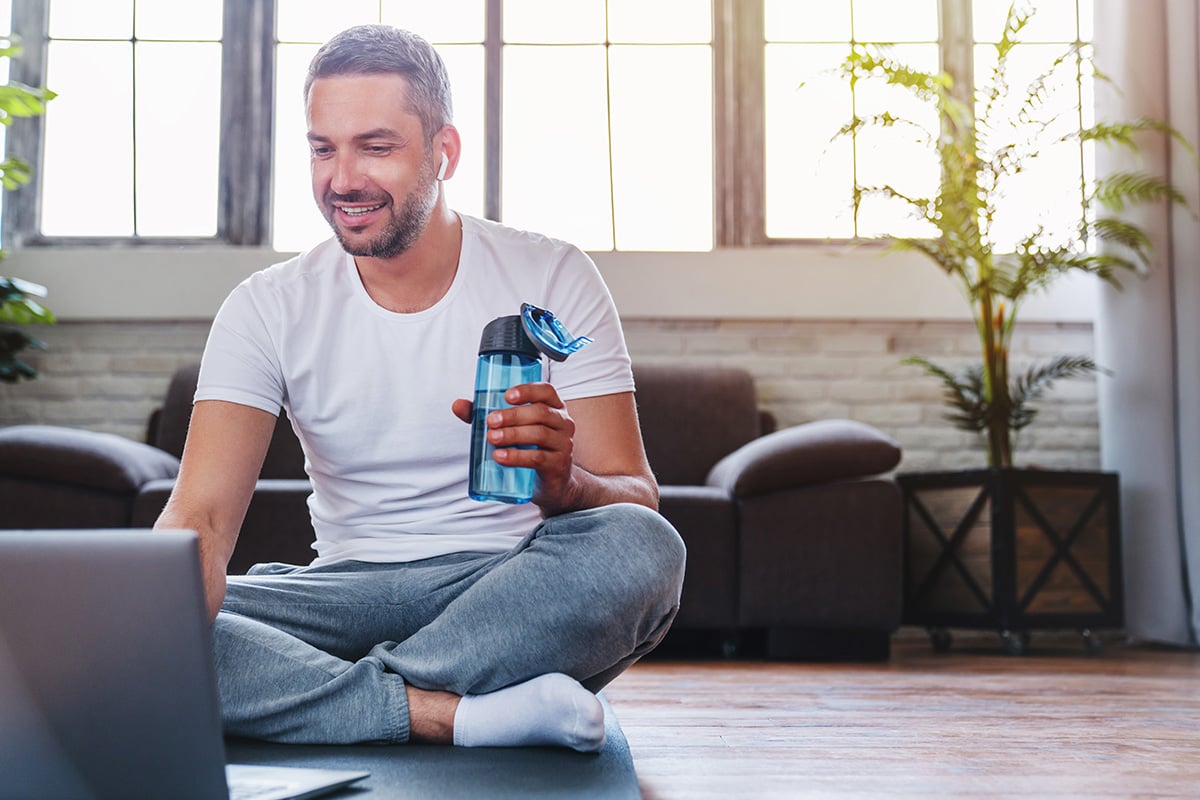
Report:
0,362,903,659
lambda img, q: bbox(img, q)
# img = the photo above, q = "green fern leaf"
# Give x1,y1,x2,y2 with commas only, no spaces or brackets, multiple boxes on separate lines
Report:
1088,217,1152,262
1093,171,1188,211
902,356,989,433
1009,356,1104,431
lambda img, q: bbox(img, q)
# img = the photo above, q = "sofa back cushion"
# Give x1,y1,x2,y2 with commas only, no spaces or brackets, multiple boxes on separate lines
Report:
151,363,200,461
632,364,762,487
152,362,764,487
150,363,307,479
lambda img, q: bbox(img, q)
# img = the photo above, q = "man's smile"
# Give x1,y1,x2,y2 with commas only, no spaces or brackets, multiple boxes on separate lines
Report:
339,203,386,217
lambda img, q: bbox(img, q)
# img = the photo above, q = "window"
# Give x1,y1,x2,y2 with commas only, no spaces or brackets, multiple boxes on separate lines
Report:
755,0,1093,245
3,0,1094,253
971,0,1094,253
40,0,222,237
763,0,941,240
271,0,713,253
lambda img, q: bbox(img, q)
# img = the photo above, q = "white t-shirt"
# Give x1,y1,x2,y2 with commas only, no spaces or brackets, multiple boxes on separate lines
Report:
196,214,634,565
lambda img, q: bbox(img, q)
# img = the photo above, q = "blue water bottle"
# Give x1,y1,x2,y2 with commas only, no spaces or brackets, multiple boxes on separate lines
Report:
468,303,592,504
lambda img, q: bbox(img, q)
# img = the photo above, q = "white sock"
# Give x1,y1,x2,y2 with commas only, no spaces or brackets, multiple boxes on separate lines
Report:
452,673,606,752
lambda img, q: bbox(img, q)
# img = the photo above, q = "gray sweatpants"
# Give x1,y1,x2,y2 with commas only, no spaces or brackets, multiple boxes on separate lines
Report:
213,503,686,744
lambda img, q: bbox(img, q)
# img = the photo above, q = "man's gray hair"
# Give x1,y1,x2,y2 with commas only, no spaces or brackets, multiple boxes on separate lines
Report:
304,24,453,140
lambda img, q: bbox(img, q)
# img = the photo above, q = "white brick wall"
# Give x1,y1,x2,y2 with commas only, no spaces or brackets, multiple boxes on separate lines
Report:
0,318,1101,471
621,318,1101,472
0,321,210,440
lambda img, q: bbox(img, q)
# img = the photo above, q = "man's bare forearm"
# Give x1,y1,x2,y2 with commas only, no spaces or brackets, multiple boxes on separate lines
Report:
540,466,659,518
157,400,278,622
156,500,238,622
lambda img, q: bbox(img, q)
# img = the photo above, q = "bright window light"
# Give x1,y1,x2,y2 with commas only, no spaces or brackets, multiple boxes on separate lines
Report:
40,0,222,237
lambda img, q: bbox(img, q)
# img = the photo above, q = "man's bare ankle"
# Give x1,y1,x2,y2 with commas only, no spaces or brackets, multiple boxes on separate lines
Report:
407,686,460,744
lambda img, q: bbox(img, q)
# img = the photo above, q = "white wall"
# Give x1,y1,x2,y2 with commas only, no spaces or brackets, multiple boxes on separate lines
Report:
5,243,1098,323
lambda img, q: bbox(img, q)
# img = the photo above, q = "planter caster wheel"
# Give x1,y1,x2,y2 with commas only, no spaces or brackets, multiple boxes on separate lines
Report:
1081,628,1104,655
1001,629,1030,656
929,628,953,653
720,635,738,659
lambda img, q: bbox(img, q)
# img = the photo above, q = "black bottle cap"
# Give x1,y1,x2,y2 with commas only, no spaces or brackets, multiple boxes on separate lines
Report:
478,314,540,358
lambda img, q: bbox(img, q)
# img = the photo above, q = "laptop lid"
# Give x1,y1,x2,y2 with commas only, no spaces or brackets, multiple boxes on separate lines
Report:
0,530,370,800
0,529,231,800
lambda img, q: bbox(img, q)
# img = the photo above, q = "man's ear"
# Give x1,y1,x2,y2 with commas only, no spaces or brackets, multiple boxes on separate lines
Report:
433,125,461,182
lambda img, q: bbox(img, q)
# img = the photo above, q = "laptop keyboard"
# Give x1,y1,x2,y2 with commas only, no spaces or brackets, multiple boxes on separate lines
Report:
229,782,290,800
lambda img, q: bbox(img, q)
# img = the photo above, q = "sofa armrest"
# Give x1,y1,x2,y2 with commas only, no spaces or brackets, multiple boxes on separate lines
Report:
0,424,180,493
705,419,901,499
134,478,316,572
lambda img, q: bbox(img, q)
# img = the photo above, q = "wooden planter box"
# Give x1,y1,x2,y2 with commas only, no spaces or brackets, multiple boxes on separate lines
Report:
899,468,1123,654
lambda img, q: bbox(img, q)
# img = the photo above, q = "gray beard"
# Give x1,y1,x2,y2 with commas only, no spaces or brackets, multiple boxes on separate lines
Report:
326,162,439,259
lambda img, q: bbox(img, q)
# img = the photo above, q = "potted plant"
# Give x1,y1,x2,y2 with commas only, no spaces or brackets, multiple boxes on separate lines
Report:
838,4,1193,653
0,36,55,383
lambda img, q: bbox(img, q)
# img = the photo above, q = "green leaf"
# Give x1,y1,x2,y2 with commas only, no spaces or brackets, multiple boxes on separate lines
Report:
7,277,48,297
1093,171,1188,211
0,38,55,381
1088,216,1153,263
0,81,56,122
1009,356,1105,431
0,277,56,325
0,156,33,189
1073,117,1198,165
902,356,990,433
0,35,24,62
995,2,1035,62
0,324,45,383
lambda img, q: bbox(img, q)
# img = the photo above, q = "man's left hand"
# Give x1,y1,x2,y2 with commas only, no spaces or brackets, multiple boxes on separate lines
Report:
452,382,581,513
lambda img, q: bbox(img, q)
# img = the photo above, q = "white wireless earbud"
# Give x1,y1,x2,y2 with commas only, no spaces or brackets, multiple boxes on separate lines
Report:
437,153,449,181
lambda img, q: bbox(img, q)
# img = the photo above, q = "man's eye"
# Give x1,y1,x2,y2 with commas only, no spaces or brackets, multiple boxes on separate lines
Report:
310,146,333,158
366,146,393,155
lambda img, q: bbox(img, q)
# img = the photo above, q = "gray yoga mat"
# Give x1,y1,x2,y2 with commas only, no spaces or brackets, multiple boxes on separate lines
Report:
224,695,640,799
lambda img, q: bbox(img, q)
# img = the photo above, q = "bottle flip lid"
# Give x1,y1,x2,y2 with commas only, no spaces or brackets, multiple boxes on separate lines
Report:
521,303,593,362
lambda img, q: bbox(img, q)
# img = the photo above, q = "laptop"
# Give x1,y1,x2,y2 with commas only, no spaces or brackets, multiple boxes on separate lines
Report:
0,529,369,800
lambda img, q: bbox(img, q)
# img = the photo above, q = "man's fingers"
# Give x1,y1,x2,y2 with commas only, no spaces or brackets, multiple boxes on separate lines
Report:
487,418,572,448
451,398,473,424
504,382,564,409
489,401,572,429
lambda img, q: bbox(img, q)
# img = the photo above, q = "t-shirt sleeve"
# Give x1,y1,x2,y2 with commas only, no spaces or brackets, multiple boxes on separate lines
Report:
195,276,286,416
542,245,635,401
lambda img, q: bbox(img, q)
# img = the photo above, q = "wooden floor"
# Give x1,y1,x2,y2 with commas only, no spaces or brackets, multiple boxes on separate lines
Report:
604,632,1200,799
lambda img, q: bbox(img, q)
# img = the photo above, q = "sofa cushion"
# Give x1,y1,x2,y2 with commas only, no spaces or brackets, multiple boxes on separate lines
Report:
706,419,901,497
658,486,738,629
737,479,903,631
0,477,143,529
633,364,762,486
0,425,180,493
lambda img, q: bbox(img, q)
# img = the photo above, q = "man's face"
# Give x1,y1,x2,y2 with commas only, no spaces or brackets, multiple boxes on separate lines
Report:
306,74,440,259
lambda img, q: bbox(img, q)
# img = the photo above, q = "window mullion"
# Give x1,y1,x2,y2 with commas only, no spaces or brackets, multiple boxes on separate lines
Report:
716,0,764,247
219,0,274,245
939,0,974,114
3,0,49,248
484,0,501,222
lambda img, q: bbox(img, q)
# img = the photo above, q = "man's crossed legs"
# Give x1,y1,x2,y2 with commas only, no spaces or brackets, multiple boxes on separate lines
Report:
213,503,686,750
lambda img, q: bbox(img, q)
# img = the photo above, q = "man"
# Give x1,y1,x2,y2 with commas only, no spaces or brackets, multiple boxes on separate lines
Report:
154,24,685,752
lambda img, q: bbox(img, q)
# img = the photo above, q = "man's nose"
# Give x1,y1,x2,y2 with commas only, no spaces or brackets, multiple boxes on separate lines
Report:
328,153,366,195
